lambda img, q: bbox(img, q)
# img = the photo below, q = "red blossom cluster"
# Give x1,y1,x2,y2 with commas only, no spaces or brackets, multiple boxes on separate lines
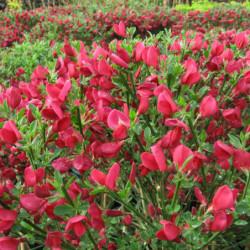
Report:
0,11,249,250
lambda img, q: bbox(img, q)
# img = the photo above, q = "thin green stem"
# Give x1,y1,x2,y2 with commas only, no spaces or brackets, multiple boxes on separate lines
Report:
42,124,46,152
219,75,242,108
77,107,84,138
242,172,250,200
203,116,213,130
187,118,199,148
160,176,167,220
108,190,157,230
134,133,145,152
219,74,228,95
137,179,148,217
170,181,181,210
0,199,10,209
81,220,99,249
188,118,207,192
120,73,137,101
143,114,156,136
201,232,221,249
201,163,207,193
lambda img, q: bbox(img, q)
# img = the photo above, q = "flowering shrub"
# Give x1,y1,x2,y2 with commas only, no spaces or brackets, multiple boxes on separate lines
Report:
0,0,249,48
0,6,250,250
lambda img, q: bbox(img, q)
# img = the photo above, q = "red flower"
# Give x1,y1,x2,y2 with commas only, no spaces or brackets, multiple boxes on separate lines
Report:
0,208,17,231
194,187,207,206
72,153,93,174
233,149,250,172
105,209,124,217
181,58,201,85
135,42,145,62
211,40,224,57
0,237,19,250
20,193,46,212
129,162,136,185
190,36,202,52
137,95,150,115
6,87,21,110
24,166,45,187
157,92,177,116
209,211,233,232
98,59,113,77
156,220,181,241
235,32,249,49
142,46,159,68
45,231,63,248
211,185,234,211
141,144,168,172
107,109,130,140
96,141,123,159
0,120,22,144
148,204,155,217
110,53,128,68
65,215,87,237
199,95,218,117
52,157,72,174
173,144,193,172
161,127,182,149
62,41,77,57
213,141,234,160
91,163,120,190
123,214,132,226
220,48,234,62
113,21,126,37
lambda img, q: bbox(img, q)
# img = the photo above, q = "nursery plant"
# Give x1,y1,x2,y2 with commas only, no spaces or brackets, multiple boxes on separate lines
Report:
0,2,249,250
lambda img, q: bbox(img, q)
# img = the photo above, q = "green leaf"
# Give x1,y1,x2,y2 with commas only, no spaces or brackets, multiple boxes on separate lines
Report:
28,104,37,118
11,224,22,233
192,221,202,228
174,204,180,213
29,121,37,134
118,190,126,198
234,220,248,226
129,109,137,122
89,188,105,195
228,134,241,149
112,77,124,87
78,203,89,211
54,205,74,216
65,176,75,190
84,129,92,140
18,108,26,121
182,211,192,223
132,122,142,135
48,196,61,204
180,155,194,172
46,179,58,189
200,130,207,143
54,170,63,187
204,50,209,59
3,98,9,113
177,96,186,107
203,144,214,153
144,127,151,141
235,201,249,215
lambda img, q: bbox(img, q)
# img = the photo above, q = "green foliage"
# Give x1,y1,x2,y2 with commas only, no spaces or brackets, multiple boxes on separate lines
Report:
0,39,62,84
174,0,250,13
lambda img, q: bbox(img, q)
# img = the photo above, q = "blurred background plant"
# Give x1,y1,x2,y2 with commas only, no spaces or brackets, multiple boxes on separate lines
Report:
7,0,22,11
0,0,249,11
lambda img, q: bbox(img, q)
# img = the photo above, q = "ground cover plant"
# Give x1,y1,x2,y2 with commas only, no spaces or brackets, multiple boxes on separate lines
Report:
0,1,250,249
